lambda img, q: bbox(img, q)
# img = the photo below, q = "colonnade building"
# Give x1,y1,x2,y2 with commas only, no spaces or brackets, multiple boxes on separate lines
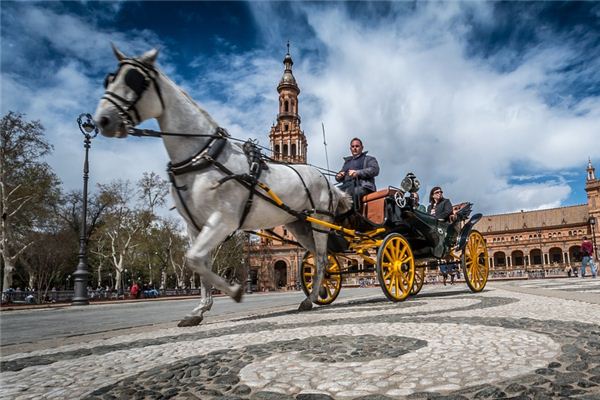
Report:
246,49,600,291
474,161,599,277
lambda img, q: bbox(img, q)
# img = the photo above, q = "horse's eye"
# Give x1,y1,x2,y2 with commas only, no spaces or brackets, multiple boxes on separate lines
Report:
103,73,115,89
125,69,148,96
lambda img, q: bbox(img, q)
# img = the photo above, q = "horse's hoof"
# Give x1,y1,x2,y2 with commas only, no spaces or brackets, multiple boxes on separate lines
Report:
177,316,203,327
232,284,243,303
298,298,313,311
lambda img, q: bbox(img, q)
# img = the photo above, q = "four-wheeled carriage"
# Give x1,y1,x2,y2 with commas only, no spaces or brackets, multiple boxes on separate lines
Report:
299,174,490,304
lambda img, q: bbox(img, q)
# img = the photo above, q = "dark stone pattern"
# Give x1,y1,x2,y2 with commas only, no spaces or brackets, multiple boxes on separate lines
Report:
83,335,427,400
1,295,513,372
6,291,600,399
82,299,599,399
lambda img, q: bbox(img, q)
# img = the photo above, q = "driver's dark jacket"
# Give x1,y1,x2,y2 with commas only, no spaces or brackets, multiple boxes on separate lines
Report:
427,198,453,221
335,151,380,192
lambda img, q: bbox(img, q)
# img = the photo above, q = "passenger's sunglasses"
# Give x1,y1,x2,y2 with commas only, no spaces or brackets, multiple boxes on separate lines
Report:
434,190,443,194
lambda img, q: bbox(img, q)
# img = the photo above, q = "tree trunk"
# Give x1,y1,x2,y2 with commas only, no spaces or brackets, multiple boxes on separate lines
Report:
2,259,15,290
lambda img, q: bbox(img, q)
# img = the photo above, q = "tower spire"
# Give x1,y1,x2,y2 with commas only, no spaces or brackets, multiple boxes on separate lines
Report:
588,158,596,181
269,44,307,163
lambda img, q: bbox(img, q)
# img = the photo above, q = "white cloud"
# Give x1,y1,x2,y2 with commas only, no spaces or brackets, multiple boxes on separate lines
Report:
2,1,598,218
240,2,599,214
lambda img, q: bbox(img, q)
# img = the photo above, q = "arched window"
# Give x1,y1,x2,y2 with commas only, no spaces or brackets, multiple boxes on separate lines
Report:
291,144,296,157
274,144,280,155
284,100,289,112
284,124,289,131
283,144,288,155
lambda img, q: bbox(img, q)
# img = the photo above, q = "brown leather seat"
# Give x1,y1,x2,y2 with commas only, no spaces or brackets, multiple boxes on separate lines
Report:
362,188,397,225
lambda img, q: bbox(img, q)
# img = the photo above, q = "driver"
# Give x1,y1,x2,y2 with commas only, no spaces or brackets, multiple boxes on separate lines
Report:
335,137,380,200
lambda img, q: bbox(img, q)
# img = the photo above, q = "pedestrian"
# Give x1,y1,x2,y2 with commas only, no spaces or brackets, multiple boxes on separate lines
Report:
580,236,597,278
130,281,140,299
564,264,572,278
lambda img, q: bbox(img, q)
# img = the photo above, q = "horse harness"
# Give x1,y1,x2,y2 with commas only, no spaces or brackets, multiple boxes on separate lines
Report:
104,58,336,232
128,126,336,233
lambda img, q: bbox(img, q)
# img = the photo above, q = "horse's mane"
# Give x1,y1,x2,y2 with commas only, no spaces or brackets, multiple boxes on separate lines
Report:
154,65,218,126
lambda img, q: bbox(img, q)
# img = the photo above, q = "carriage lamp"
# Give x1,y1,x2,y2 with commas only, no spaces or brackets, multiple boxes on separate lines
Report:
72,113,98,306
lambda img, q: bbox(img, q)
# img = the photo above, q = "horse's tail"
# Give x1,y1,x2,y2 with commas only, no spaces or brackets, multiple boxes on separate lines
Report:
332,185,352,215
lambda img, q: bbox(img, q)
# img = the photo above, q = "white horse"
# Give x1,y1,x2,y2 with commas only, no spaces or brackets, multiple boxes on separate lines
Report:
93,46,351,326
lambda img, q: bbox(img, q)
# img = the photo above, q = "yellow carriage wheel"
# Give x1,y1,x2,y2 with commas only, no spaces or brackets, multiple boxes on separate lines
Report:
410,267,426,296
376,233,415,302
461,230,489,292
300,252,342,305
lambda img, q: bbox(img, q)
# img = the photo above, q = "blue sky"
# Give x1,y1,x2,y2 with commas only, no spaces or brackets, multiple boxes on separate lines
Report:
1,1,599,216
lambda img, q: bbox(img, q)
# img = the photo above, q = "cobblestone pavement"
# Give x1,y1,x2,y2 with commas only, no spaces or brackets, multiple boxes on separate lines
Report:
1,279,599,399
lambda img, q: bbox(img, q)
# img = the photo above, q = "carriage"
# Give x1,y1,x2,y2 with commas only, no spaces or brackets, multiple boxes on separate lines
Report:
297,173,490,305
95,46,489,325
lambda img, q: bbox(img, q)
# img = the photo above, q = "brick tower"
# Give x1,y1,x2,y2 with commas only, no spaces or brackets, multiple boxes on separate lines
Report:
269,43,307,163
586,158,600,223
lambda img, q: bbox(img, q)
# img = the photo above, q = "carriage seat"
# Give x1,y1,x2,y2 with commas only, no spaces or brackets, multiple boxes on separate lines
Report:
449,202,469,223
362,188,397,225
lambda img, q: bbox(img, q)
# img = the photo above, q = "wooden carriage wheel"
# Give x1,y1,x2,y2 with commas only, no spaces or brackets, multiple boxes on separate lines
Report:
300,252,342,305
461,230,489,292
410,266,426,295
376,233,415,302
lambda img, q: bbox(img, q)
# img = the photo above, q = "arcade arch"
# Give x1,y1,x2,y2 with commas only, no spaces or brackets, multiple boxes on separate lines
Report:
493,251,506,268
274,260,288,288
511,250,524,266
548,247,563,264
530,249,542,265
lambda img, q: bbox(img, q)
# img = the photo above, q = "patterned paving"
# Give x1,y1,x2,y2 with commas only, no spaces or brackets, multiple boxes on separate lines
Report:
1,280,599,399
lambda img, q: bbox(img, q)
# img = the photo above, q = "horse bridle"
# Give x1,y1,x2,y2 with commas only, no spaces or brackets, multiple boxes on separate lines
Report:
102,58,165,129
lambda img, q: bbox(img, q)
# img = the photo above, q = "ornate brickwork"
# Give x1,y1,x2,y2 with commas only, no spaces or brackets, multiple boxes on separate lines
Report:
246,46,307,291
268,43,307,164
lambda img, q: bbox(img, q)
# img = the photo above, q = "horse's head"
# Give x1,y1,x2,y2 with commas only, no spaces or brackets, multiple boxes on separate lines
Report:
94,44,164,138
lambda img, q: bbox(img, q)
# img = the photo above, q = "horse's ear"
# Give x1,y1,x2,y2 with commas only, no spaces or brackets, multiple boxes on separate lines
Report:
111,43,126,61
140,48,159,65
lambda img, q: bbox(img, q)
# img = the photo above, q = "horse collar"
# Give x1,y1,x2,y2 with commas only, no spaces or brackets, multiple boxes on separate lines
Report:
168,128,228,177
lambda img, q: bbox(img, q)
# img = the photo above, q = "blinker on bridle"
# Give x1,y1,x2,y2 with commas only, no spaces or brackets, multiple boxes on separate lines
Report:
102,59,165,128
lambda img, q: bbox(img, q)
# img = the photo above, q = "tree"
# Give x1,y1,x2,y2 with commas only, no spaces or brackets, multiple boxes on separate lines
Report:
212,232,246,284
1,112,61,291
137,172,168,215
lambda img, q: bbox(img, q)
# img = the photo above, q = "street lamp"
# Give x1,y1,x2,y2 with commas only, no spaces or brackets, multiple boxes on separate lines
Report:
590,216,598,262
72,113,98,305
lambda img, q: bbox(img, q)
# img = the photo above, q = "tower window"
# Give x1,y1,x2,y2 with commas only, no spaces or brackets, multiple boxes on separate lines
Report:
291,144,296,156
284,100,289,112
284,124,289,131
283,144,288,155
275,144,280,155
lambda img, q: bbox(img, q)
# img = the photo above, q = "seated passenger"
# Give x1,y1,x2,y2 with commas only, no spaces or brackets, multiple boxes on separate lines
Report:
427,186,453,221
410,192,426,212
335,137,380,202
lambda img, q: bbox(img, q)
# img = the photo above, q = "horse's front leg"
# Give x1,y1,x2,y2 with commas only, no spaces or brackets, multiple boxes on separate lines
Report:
178,212,242,327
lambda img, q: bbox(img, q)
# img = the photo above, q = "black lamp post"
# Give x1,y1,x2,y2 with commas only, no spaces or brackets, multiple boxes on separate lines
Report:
72,113,98,305
590,216,598,262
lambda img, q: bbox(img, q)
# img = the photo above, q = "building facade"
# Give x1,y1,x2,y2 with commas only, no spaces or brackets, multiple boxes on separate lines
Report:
475,160,599,278
246,49,600,290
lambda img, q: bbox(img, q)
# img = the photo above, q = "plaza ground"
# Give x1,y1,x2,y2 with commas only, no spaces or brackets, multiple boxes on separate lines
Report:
1,278,599,399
